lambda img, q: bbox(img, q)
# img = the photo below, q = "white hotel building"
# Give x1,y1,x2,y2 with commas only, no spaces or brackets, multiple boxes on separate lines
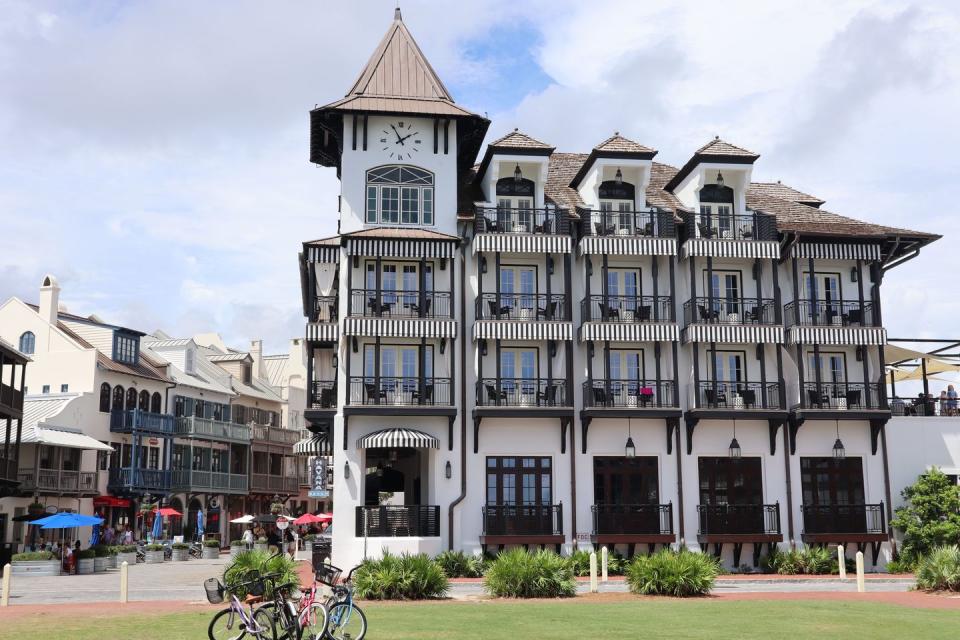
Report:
300,10,939,570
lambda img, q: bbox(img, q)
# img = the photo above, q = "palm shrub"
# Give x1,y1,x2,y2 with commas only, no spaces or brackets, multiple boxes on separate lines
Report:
890,468,960,565
563,549,629,577
223,549,299,598
434,550,486,578
764,547,843,575
353,552,449,600
915,546,960,591
626,550,718,597
483,548,576,598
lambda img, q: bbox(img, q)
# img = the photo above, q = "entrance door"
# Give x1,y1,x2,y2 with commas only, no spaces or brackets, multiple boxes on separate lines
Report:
698,457,764,534
704,270,742,317
609,349,645,404
800,457,867,533
593,456,660,535
803,272,842,323
500,348,538,403
485,456,553,535
606,268,641,317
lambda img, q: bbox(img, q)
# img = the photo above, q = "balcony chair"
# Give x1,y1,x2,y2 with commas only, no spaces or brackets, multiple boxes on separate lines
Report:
740,226,754,239
538,218,553,234
484,215,500,232
697,222,712,238
538,301,559,321
410,297,432,317
364,383,387,404
412,384,434,405
636,305,652,322
643,221,654,236
704,389,727,408
745,306,762,323
604,305,620,321
539,385,559,406
485,384,507,405
740,388,757,409
843,308,863,326
318,387,335,408
807,389,829,409
592,387,609,407
698,305,720,322
487,300,512,319
639,387,654,406
845,389,862,409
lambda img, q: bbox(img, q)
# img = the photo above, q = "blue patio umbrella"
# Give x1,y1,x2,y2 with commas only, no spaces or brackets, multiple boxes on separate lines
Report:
35,512,104,529
89,523,101,546
196,510,205,540
152,510,163,540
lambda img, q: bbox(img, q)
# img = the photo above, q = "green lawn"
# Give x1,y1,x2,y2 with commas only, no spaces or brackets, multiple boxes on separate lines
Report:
7,599,958,639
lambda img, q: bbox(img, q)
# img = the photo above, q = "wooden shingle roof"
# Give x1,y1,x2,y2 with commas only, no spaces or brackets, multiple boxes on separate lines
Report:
749,182,825,207
695,137,759,159
488,129,555,152
594,133,657,156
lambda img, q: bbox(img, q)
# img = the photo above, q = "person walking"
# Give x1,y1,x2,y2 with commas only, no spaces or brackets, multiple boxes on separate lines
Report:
241,525,255,550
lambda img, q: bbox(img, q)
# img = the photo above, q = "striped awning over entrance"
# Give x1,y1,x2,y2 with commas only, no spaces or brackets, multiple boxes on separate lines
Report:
294,434,326,456
787,326,887,346
680,239,780,260
790,242,881,261
578,236,677,256
473,233,572,254
682,324,784,344
579,322,679,342
473,320,572,341
306,322,339,342
343,317,457,339
345,238,456,259
357,428,440,449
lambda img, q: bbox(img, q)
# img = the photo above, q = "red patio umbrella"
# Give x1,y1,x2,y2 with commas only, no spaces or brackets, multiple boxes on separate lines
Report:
292,513,331,526
154,507,183,518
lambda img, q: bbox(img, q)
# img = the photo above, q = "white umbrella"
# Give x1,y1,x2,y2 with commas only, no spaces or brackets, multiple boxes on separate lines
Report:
230,515,254,524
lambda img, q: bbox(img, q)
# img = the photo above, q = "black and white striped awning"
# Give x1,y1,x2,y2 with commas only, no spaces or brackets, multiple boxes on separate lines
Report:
473,233,572,254
579,322,679,342
787,326,886,346
790,243,881,261
294,434,326,456
306,245,340,263
473,320,572,341
680,239,780,260
357,428,439,449
682,324,784,344
578,236,677,257
343,317,457,339
345,238,456,259
306,322,339,342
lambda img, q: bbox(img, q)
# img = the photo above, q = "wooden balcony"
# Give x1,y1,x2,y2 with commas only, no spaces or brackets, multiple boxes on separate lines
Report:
171,469,248,494
174,416,251,444
801,503,887,563
110,409,175,436
107,467,171,494
251,425,300,445
17,469,98,496
249,473,299,494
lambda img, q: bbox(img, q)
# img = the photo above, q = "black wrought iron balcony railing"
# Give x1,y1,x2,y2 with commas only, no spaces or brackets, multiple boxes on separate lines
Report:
309,380,337,409
475,206,568,235
697,504,781,536
684,210,777,242
311,296,338,323
172,469,249,493
477,378,569,407
477,293,568,321
683,297,777,326
17,469,98,494
583,380,676,409
695,381,782,410
482,504,563,536
355,505,441,537
800,382,885,410
802,504,885,535
592,503,674,536
348,289,452,319
578,209,676,238
348,376,452,406
110,409,175,435
581,295,675,323
784,300,876,328
108,467,171,492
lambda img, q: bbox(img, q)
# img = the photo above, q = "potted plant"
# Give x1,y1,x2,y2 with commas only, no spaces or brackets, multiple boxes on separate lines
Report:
202,539,221,560
254,537,268,553
10,551,59,576
116,544,138,566
106,544,119,569
230,539,245,558
76,549,96,574
92,545,112,572
27,502,46,518
144,543,165,564
171,542,190,561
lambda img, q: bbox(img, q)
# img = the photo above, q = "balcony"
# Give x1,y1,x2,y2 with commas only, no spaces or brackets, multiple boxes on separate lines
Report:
0,382,24,416
17,469,98,495
690,212,771,241
355,505,441,537
0,455,16,485
172,469,248,493
581,295,674,323
477,379,569,408
583,380,676,409
251,425,301,446
309,380,337,409
108,467,171,493
784,300,876,328
475,206,568,235
697,504,781,538
579,209,675,238
694,381,783,410
591,503,675,545
174,416,251,444
799,382,885,411
348,376,452,406
311,295,338,323
348,289,451,319
683,297,777,327
477,293,568,321
480,504,563,551
110,409,175,436
801,504,886,538
249,473,299,494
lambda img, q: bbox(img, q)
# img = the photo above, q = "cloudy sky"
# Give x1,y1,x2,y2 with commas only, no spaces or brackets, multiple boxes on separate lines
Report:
1,0,958,361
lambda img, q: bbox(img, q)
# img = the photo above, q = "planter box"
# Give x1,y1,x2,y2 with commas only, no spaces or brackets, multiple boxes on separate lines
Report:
11,560,61,576
94,557,111,572
202,546,220,560
106,554,118,569
144,550,165,564
230,545,245,559
77,558,95,574
172,548,189,561
254,543,268,553
117,552,137,567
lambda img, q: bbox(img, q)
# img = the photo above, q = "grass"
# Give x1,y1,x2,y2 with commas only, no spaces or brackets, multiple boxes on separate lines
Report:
3,600,958,640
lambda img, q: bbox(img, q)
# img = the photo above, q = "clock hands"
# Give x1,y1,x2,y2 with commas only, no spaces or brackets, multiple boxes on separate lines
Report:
398,131,419,143
390,124,405,146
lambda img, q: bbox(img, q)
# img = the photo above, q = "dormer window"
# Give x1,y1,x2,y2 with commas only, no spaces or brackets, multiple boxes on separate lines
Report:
185,348,196,375
242,363,252,385
365,165,434,226
113,331,139,365
698,183,738,239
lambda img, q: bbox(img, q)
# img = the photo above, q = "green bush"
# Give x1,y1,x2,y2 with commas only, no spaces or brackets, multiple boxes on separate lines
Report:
223,549,299,599
434,550,486,578
91,544,113,558
146,544,164,551
12,551,55,561
171,542,190,550
76,549,96,559
563,549,628,577
626,550,718,597
762,547,849,575
229,540,244,546
204,539,220,548
354,552,449,600
483,548,576,598
116,545,137,553
890,468,960,565
302,534,316,541
885,558,914,574
915,546,960,591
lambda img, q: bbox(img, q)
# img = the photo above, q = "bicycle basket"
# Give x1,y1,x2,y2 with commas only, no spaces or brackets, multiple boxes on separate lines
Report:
315,563,342,586
204,578,224,604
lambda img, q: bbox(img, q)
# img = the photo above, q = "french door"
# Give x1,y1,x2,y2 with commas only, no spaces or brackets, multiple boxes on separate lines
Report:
711,351,744,384
485,456,554,535
700,203,734,237
500,266,537,315
606,268,641,311
497,197,534,231
704,270,741,315
608,349,645,402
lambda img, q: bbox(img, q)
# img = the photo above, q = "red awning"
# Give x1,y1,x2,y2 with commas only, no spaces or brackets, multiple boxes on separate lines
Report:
93,496,131,508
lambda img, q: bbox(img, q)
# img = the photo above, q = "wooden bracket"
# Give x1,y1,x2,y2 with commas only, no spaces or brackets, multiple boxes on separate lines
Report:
768,419,784,456
473,416,483,454
684,414,699,455
581,416,592,454
666,418,680,455
870,418,887,455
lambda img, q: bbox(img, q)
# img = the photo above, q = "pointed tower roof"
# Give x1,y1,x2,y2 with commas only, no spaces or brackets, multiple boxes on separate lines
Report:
593,133,657,156
664,136,760,192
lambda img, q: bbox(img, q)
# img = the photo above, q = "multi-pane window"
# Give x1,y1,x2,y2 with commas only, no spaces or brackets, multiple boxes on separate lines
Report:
18,332,35,355
148,447,159,470
800,457,865,506
698,457,763,505
113,332,139,365
486,456,552,506
365,166,434,225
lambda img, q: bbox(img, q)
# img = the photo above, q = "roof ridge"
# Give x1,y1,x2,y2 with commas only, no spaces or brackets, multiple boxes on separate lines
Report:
489,129,554,149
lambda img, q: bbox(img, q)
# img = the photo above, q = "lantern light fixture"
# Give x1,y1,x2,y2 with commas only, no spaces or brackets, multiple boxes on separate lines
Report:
514,163,523,183
625,417,636,458
728,419,741,459
615,167,623,185
833,420,846,460
445,461,452,479
716,172,725,188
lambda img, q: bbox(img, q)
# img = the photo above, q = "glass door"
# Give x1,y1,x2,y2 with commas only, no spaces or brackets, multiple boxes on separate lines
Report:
705,271,741,318
606,268,641,318
804,272,842,324
500,348,538,404
609,350,645,405
500,266,537,318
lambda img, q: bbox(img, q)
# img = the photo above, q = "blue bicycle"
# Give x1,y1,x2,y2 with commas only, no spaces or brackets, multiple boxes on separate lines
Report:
318,564,366,640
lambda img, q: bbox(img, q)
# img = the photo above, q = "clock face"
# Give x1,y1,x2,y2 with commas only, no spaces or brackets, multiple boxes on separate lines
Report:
379,120,423,160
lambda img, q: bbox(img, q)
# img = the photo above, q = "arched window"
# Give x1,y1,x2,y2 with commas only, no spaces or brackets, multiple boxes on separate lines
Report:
126,388,138,411
699,183,734,204
365,166,434,226
698,183,736,238
151,392,162,414
138,390,150,411
112,386,125,411
18,331,35,355
99,383,111,413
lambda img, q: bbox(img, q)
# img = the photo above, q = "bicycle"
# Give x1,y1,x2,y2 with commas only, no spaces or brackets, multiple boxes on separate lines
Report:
252,569,302,640
320,564,366,640
205,571,276,640
189,541,203,559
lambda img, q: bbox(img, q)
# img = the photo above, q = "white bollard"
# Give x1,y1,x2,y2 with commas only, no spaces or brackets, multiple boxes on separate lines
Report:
601,546,608,583
1,563,10,607
855,551,865,593
589,551,598,593
120,561,129,603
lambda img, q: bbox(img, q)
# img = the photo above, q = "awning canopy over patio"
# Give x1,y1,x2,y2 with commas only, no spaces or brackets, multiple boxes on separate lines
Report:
294,433,326,457
356,428,439,449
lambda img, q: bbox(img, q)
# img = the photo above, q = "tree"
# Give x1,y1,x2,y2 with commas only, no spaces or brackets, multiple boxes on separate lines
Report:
890,468,960,564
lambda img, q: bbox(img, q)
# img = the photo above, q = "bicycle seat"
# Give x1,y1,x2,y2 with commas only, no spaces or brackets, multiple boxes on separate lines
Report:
244,594,263,605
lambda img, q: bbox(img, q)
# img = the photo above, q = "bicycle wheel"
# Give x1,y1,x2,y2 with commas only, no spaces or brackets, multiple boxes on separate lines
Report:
208,607,271,640
300,602,328,640
256,601,297,640
326,603,366,640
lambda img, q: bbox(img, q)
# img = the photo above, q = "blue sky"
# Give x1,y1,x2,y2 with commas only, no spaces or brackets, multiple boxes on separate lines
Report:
1,0,959,363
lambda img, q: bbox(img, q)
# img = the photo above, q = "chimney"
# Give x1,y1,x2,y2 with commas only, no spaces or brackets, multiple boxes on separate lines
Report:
249,339,263,381
38,274,60,327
